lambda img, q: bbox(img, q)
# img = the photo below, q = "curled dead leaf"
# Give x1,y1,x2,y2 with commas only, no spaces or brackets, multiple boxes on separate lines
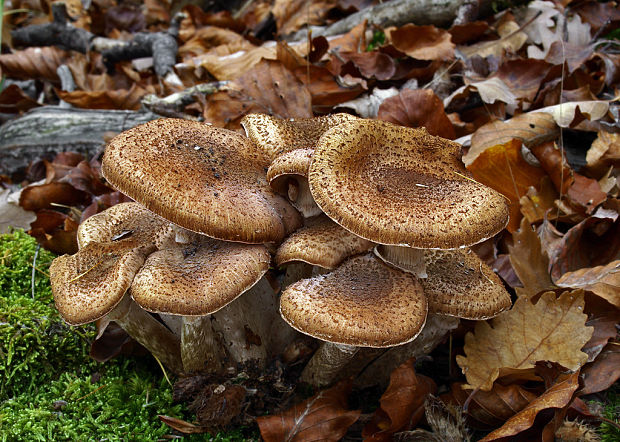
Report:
556,261,620,308
390,24,455,61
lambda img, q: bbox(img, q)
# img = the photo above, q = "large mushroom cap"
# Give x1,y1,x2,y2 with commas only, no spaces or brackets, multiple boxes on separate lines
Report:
308,119,509,249
280,254,427,347
241,113,360,160
276,215,373,269
50,242,147,325
102,118,301,244
422,248,511,320
130,237,270,316
78,202,173,249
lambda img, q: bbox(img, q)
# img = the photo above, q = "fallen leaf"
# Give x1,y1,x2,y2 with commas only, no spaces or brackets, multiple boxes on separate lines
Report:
444,382,538,429
580,342,620,395
507,217,555,297
28,210,79,254
334,51,397,81
377,89,455,139
519,176,558,224
272,0,336,37
0,188,36,233
496,58,553,104
159,415,209,434
293,65,366,111
256,380,360,442
0,46,69,82
445,77,517,110
463,112,559,166
537,100,610,128
586,131,620,177
192,384,246,428
545,41,594,74
336,87,399,118
581,293,620,361
460,17,527,59
0,84,40,114
479,371,581,441
56,84,150,110
467,139,546,232
363,358,437,441
456,290,593,391
389,24,455,61
19,182,90,211
556,260,620,308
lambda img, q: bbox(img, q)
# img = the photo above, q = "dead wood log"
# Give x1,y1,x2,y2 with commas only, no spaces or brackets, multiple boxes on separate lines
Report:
0,106,159,175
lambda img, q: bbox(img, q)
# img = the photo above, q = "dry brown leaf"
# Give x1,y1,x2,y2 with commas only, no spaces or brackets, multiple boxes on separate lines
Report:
256,380,360,442
56,85,149,110
272,0,336,37
467,139,547,232
188,45,277,81
463,112,559,166
363,358,437,441
581,342,620,395
444,382,538,429
19,182,90,211
496,58,553,104
204,59,312,129
158,415,209,434
0,46,69,82
581,293,620,361
459,18,527,59
335,51,397,81
0,84,39,114
537,100,610,128
519,176,558,224
445,77,517,111
293,65,365,110
377,89,455,139
507,215,556,298
389,24,455,61
556,261,620,308
456,290,593,391
28,210,79,255
586,131,620,177
0,189,36,233
479,371,580,441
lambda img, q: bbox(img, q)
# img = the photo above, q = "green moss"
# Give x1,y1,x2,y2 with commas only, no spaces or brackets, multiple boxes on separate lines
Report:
0,231,245,440
598,385,620,442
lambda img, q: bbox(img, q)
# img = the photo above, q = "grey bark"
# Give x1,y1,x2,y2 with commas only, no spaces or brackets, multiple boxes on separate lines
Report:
0,106,160,175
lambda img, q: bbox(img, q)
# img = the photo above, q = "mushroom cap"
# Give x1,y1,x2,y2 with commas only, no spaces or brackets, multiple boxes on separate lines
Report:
422,248,511,320
130,237,270,316
374,245,427,278
102,118,301,244
78,202,173,249
276,215,373,269
308,119,509,249
280,254,427,347
241,113,360,160
50,242,147,325
267,148,314,193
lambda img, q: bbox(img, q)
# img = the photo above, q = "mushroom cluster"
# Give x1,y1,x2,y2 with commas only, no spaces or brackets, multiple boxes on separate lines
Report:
50,114,512,390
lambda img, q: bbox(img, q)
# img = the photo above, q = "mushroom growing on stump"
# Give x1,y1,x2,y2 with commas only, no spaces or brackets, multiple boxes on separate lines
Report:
130,233,272,373
280,254,427,387
102,118,301,244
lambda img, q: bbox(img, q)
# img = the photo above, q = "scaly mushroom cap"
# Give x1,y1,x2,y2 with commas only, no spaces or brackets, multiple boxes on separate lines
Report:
130,237,270,316
241,113,360,160
421,248,511,320
102,119,301,244
280,254,427,347
309,119,509,249
50,242,147,325
77,202,173,249
276,215,373,269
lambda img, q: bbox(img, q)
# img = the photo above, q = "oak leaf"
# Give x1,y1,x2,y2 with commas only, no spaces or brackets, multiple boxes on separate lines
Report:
256,380,360,442
363,358,436,441
479,371,581,441
456,290,593,391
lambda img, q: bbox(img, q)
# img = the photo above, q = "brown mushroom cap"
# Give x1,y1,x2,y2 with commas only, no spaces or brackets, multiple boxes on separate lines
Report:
308,119,509,249
102,118,301,244
422,248,511,319
78,202,173,249
280,254,427,347
130,237,270,316
276,215,373,269
241,113,360,160
50,242,147,325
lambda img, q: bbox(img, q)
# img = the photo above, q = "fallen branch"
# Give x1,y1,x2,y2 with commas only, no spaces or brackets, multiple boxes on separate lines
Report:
141,81,229,118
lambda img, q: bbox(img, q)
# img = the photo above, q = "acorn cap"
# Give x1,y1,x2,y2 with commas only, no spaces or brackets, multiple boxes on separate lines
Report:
130,236,270,316
308,119,509,249
50,242,147,325
102,119,301,244
422,248,511,319
78,202,173,250
280,254,427,347
241,113,360,160
276,215,373,269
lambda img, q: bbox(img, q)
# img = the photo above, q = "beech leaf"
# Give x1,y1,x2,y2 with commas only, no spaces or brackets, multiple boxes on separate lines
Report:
537,100,610,128
581,342,620,395
556,260,620,308
456,290,593,391
256,380,360,442
363,358,437,441
479,371,580,441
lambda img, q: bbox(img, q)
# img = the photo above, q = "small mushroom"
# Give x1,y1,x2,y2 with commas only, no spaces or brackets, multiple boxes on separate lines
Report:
280,253,427,386
130,234,272,372
102,118,301,244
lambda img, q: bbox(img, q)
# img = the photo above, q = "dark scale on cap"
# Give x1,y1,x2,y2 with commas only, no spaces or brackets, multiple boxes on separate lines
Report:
102,119,301,244
279,254,427,347
308,119,509,249
241,113,360,161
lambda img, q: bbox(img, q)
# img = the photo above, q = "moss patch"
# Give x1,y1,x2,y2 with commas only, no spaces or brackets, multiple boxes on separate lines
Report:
0,230,247,440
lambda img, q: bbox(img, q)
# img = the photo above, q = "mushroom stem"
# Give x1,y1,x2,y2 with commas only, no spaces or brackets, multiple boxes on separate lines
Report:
108,296,183,374
375,245,427,278
181,316,223,374
159,313,182,337
287,177,322,218
353,314,459,388
300,343,359,386
211,278,275,368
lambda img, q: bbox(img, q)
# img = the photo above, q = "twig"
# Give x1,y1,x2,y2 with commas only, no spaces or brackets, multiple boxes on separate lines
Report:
75,384,106,402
